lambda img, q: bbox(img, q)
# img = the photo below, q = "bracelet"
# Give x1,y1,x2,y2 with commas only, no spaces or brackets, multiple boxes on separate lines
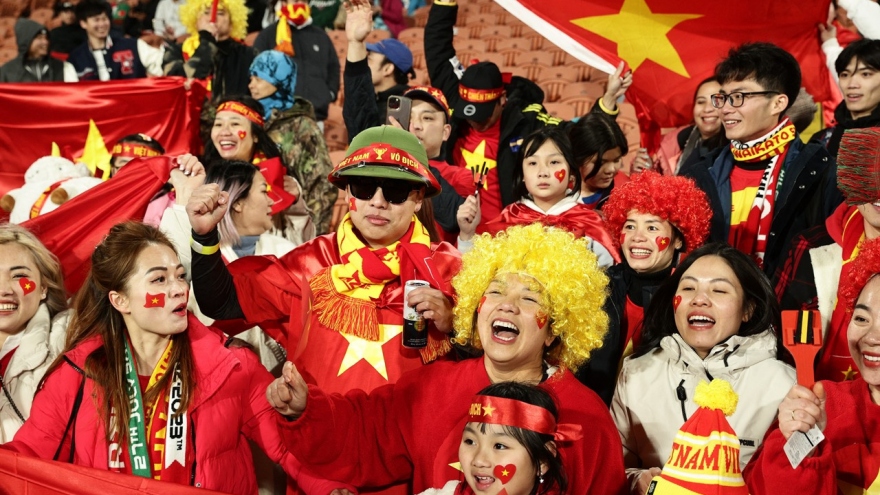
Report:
598,97,619,116
191,237,220,255
433,0,457,5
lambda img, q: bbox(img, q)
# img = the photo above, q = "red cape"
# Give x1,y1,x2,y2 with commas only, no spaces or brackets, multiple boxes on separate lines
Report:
22,156,173,295
484,202,621,263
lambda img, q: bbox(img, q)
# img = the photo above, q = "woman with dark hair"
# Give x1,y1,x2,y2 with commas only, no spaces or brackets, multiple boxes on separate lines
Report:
457,127,618,266
575,170,711,404
160,159,309,370
745,238,880,494
203,95,284,167
653,77,726,175
567,111,629,210
2,222,347,494
420,382,568,495
610,242,794,495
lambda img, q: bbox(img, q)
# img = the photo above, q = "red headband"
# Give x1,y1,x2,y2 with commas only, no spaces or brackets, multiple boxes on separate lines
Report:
459,85,503,103
217,101,264,127
334,144,424,175
111,143,162,158
467,395,583,442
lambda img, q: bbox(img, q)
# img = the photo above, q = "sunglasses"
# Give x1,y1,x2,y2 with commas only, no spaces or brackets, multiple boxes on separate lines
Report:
349,178,421,205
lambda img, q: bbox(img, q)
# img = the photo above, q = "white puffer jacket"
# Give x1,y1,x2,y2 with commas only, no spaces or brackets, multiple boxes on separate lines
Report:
610,330,795,483
0,304,69,443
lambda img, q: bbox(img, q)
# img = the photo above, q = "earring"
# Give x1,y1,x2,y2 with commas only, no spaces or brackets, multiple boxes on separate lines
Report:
538,473,544,484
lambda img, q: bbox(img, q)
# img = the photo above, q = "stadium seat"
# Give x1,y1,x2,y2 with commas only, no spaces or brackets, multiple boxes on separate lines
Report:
542,102,577,122
411,49,425,70
520,50,555,67
453,37,487,54
539,78,570,103
413,5,430,27
398,27,424,51
365,29,391,44
328,191,349,233
0,46,15,65
557,96,596,118
493,37,530,53
326,103,344,128
515,62,551,82
538,66,580,84
559,81,605,100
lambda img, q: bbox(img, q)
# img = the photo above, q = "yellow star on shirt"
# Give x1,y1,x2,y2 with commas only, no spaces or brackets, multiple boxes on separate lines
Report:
842,365,859,381
460,140,497,190
337,324,403,380
482,404,495,417
571,0,701,77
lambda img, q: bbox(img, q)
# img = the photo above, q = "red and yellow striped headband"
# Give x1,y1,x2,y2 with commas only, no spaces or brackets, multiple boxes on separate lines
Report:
217,101,264,127
467,395,583,442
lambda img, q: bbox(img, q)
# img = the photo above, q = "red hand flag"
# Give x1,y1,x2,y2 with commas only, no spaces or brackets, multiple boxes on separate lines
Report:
496,0,835,146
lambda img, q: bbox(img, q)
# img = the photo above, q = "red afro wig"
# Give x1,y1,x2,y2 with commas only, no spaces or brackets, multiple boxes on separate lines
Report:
603,170,711,255
839,238,880,315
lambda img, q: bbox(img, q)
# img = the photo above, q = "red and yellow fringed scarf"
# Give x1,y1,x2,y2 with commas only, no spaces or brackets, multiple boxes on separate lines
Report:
728,117,797,268
309,213,452,362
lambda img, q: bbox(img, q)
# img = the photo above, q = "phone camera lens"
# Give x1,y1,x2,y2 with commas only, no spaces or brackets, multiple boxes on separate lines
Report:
389,98,400,109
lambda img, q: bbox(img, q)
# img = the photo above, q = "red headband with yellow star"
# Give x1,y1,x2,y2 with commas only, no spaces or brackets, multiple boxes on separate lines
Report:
468,395,557,436
111,143,162,158
217,101,264,127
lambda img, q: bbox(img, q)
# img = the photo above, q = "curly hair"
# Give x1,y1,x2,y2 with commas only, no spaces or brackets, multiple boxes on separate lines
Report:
840,238,880,316
180,0,248,41
602,170,711,255
451,223,609,372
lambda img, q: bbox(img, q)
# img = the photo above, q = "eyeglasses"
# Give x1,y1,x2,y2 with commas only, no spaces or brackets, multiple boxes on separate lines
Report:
348,178,420,205
710,91,781,108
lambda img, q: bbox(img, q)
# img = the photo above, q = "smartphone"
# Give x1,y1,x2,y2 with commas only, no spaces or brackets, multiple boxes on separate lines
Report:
386,95,412,131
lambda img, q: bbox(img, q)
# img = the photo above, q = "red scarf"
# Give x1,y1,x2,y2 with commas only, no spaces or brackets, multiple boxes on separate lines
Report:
728,118,797,268
484,202,621,263
819,204,865,381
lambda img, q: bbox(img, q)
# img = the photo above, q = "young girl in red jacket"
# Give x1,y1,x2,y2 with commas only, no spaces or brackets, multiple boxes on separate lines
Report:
456,127,619,267
3,221,347,495
419,381,569,495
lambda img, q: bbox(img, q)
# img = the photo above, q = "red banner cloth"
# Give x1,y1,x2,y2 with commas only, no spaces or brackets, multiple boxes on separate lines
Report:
496,0,835,148
0,448,229,494
0,77,205,195
22,156,173,295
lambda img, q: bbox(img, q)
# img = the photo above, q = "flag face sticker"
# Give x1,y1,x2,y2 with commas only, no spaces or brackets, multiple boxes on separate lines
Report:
349,197,357,212
553,169,566,183
18,277,36,295
237,130,247,140
145,293,166,308
656,236,670,251
477,296,487,314
493,464,516,484
535,310,549,329
673,294,682,312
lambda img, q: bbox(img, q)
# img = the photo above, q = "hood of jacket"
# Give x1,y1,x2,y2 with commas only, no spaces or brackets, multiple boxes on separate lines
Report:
15,18,46,57
659,329,780,378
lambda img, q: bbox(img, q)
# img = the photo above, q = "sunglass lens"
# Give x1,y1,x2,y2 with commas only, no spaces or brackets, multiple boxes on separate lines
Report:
349,180,378,201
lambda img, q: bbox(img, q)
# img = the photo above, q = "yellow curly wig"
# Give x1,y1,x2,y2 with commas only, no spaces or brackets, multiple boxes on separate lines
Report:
180,0,248,41
452,223,610,372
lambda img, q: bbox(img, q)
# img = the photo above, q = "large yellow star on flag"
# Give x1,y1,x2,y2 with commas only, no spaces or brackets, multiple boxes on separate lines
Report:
337,324,403,380
571,0,701,77
460,141,497,190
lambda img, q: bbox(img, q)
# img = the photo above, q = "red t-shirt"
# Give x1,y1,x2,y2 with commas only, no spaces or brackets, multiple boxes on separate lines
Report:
727,165,765,248
451,120,503,229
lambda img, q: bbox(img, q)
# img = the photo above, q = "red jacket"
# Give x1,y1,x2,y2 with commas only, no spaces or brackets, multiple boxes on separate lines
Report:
744,378,880,494
4,314,343,495
278,357,629,495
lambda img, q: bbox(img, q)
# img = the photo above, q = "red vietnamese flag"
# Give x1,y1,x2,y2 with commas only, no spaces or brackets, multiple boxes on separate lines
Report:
496,0,834,147
0,77,205,196
145,293,166,308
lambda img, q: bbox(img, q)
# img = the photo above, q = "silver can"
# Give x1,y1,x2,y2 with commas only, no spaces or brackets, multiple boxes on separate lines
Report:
403,280,430,348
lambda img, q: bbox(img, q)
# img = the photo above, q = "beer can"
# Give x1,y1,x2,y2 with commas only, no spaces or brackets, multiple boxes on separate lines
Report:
403,280,430,348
